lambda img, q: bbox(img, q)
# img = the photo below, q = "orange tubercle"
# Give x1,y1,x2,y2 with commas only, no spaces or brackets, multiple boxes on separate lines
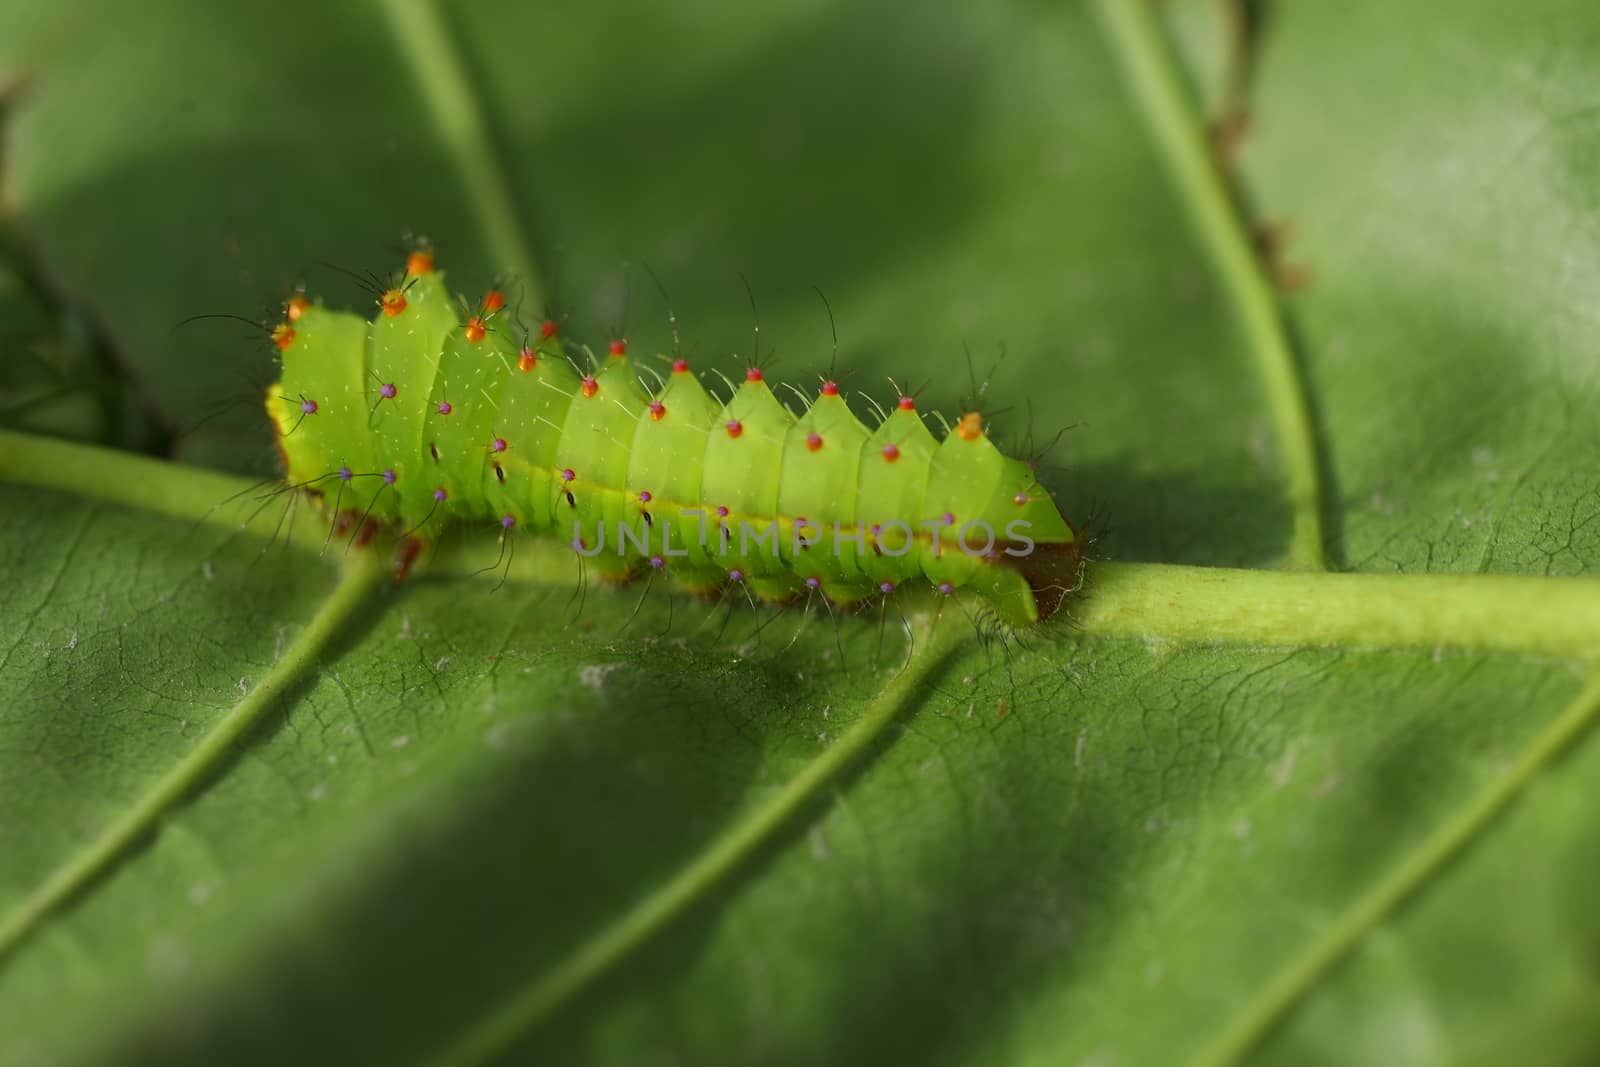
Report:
956,412,984,441
285,294,309,322
517,348,537,372
465,317,488,342
482,289,505,312
406,250,434,277
580,376,599,398
271,323,295,351
380,288,408,317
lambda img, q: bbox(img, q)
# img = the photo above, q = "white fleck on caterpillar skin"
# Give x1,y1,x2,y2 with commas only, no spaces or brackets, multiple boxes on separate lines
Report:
266,258,1082,625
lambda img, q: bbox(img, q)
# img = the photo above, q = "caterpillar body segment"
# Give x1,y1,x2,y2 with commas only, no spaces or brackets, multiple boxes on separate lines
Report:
265,261,1082,626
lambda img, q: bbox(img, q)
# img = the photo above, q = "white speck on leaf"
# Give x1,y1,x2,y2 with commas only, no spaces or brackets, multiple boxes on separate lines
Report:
390,735,411,749
1271,742,1299,788
201,561,215,581
579,663,624,691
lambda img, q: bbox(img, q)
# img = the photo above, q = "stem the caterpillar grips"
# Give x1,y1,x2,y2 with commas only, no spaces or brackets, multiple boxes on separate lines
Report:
264,255,1083,627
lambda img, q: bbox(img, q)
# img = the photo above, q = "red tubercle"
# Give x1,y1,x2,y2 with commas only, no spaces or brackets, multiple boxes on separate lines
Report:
517,348,537,372
481,289,505,312
580,376,599,398
881,443,900,462
805,431,823,452
465,317,488,342
608,339,628,357
745,367,763,383
649,400,666,421
820,381,839,396
725,419,743,439
491,437,508,453
671,358,689,374
897,396,916,411
539,320,560,339
406,250,434,277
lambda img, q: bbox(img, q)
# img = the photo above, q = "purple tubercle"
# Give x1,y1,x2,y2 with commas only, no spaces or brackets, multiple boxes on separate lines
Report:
728,568,745,582
300,398,318,415
638,490,653,504
382,469,398,485
805,576,821,590
337,466,354,482
433,487,448,502
501,514,516,529
437,400,453,415
937,582,955,595
879,581,895,594
380,382,397,400
649,555,665,569
560,468,576,483
492,437,508,453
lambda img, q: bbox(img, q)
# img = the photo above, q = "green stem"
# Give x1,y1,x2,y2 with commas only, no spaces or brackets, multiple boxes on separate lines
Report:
1094,0,1328,571
0,429,329,552
379,0,544,304
1191,673,1600,1066
1078,562,1600,662
0,551,388,965
428,611,965,1067
5,431,1600,662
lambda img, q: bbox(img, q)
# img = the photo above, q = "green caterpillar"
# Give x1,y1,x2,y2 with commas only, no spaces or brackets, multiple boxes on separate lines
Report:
264,252,1083,627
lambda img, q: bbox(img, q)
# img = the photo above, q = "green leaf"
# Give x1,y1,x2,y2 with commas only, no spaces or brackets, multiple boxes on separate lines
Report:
1,2,1598,1066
